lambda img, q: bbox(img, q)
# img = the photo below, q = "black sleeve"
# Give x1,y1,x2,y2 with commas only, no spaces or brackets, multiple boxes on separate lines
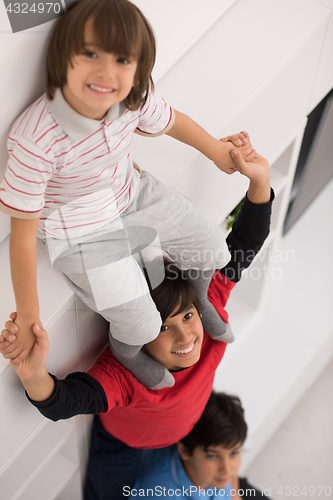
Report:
220,188,275,283
26,372,107,421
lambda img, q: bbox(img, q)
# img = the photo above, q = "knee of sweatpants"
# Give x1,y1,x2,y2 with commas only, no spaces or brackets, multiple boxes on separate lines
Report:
103,292,162,346
108,336,143,358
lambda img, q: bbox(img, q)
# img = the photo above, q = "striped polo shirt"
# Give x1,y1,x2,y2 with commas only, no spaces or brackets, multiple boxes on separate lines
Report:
0,89,174,239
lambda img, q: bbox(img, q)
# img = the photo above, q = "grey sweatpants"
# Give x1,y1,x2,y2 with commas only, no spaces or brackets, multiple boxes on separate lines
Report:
41,171,230,388
43,171,230,346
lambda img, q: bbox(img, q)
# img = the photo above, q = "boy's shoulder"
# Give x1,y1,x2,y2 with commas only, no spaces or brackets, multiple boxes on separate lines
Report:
135,445,178,485
9,93,54,143
87,348,137,395
208,271,236,323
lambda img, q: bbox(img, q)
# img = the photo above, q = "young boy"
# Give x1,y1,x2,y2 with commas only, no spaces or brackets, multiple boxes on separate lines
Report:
0,0,256,390
129,391,271,499
1,152,273,499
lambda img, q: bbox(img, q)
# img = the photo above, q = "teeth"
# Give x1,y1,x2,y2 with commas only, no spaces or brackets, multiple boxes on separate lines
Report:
172,342,194,354
89,84,113,93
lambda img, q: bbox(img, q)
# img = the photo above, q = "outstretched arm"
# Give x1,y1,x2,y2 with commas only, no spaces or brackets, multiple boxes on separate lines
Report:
1,317,107,420
166,110,256,174
2,315,54,402
221,151,274,282
0,217,42,364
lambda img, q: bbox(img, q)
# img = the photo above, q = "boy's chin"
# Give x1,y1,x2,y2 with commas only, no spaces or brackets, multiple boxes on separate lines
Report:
171,352,201,371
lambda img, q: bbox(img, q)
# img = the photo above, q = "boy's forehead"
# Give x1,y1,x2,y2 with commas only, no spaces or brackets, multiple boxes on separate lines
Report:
83,21,96,44
203,443,242,454
169,304,195,319
81,17,137,57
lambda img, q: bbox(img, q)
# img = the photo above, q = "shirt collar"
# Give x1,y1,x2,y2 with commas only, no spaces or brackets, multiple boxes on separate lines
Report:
48,88,127,140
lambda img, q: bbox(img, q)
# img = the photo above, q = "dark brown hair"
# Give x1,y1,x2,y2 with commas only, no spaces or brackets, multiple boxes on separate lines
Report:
46,0,156,110
180,391,248,454
145,259,202,323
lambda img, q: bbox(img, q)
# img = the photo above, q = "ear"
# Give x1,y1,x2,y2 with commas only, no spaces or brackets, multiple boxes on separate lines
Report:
177,442,190,461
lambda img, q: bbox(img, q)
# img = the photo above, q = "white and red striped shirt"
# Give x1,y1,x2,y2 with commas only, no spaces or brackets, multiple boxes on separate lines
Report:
0,89,174,239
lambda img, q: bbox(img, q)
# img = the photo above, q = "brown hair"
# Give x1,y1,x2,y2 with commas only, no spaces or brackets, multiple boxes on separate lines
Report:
145,259,202,323
46,0,156,110
180,391,248,454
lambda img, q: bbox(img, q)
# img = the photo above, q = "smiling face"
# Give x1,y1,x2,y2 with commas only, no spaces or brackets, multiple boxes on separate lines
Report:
144,305,204,371
62,22,138,120
177,442,242,490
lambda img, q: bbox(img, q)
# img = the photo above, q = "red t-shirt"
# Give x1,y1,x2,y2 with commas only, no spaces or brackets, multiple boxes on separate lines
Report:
88,272,235,449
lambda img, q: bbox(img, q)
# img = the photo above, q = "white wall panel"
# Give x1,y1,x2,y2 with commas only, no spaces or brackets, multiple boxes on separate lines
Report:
46,304,79,378
75,297,109,372
310,0,333,109
0,367,44,470
132,0,237,82
130,0,329,196
0,16,57,242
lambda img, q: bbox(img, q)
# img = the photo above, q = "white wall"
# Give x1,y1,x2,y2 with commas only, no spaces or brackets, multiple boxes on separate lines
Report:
0,6,58,241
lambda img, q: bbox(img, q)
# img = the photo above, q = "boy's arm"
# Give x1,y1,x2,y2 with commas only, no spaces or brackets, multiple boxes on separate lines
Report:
2,317,54,401
165,110,256,174
2,217,41,363
1,319,107,420
220,151,274,282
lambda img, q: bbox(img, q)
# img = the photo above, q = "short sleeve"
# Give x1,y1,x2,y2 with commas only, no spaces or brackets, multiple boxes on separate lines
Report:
135,92,175,137
0,134,54,219
207,271,236,323
87,349,133,412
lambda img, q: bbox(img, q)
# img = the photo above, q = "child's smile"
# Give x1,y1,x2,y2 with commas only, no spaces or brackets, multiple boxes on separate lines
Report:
145,305,204,371
62,22,137,120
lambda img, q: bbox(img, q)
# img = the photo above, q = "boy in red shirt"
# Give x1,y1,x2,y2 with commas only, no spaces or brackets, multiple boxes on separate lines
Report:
1,152,273,499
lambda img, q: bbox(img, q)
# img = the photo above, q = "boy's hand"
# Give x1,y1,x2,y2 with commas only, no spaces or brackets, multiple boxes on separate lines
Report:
216,131,257,174
0,314,39,365
221,131,251,148
1,313,54,402
230,149,271,204
1,313,49,379
230,149,269,181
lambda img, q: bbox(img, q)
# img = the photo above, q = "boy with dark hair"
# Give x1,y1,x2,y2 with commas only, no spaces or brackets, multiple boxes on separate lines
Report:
0,0,256,390
1,152,273,499
130,391,270,499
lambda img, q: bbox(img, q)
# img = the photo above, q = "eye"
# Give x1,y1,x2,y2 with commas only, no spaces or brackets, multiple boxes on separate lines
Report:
183,312,193,321
117,57,130,65
230,450,240,457
160,324,169,333
206,454,217,460
84,51,97,59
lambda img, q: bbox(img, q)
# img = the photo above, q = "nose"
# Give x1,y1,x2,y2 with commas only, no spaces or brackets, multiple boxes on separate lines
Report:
218,457,231,475
96,56,117,80
174,323,193,345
